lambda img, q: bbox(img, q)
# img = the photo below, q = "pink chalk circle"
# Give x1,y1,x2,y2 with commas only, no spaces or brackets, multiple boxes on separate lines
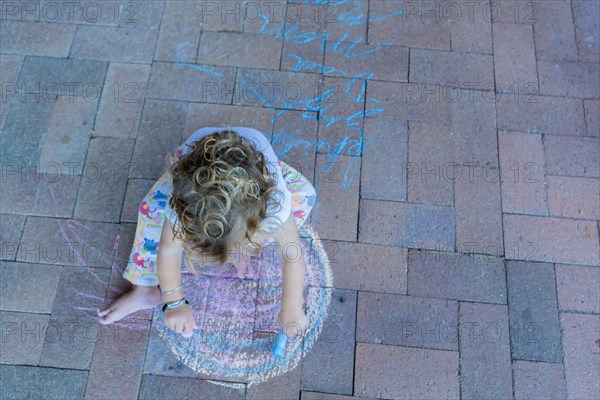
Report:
153,225,333,386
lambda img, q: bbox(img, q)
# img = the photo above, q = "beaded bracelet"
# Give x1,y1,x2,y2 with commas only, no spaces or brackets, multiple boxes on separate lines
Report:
161,298,189,312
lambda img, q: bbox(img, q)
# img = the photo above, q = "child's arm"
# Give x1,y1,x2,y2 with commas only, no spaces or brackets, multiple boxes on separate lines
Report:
271,211,309,334
157,220,198,338
157,220,185,302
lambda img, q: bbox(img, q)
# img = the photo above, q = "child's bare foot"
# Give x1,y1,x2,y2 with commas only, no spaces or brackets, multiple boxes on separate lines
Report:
97,285,162,324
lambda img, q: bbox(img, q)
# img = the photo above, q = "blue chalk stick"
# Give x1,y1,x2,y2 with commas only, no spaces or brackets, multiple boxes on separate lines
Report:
272,330,288,357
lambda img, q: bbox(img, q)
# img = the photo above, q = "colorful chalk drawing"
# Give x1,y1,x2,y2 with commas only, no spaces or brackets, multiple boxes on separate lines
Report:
153,225,333,386
52,0,406,390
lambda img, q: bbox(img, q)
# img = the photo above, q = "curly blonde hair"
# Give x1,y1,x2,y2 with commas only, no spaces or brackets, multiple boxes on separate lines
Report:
167,130,279,273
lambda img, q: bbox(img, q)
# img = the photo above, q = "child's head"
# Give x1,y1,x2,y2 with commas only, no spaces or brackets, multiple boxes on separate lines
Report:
168,130,277,270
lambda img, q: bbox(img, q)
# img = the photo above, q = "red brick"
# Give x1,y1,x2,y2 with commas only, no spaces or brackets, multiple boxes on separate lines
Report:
246,359,300,400
498,131,547,215
538,61,600,98
197,31,282,69
1,365,87,399
544,135,599,177
358,200,455,250
513,360,566,400
0,21,74,56
319,75,366,126
0,172,80,218
185,103,275,139
497,95,586,135
584,99,600,136
301,289,356,395
120,0,164,29
146,62,236,103
506,261,562,363
407,250,507,304
0,0,41,21
0,55,23,130
455,166,503,255
0,215,25,260
142,322,197,377
39,315,99,370
357,292,458,351
0,311,49,365
312,154,360,241
361,118,407,201
488,1,538,24
572,0,600,62
556,264,600,314
368,1,450,50
354,343,459,399
86,319,151,400
503,214,600,266
532,0,579,61
154,1,201,62
94,63,151,139
39,96,97,175
281,33,325,74
450,90,498,166
448,1,492,53
458,302,512,399
243,0,287,35
317,124,363,158
493,23,538,92
0,261,61,313
321,240,407,294
366,81,452,124
17,217,120,268
74,137,134,222
325,43,408,82
120,179,155,222
547,176,600,220
325,0,369,44
130,99,188,180
71,25,158,62
138,374,245,399
407,121,454,206
272,109,318,185
411,49,494,89
561,313,600,399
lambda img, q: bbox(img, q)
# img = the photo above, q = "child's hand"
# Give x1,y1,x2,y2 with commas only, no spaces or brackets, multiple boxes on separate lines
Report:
164,304,198,338
277,308,309,337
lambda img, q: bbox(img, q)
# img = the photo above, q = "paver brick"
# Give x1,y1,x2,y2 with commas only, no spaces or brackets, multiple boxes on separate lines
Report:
458,302,512,400
301,289,356,395
513,360,566,400
544,135,600,177
572,0,600,62
584,99,600,136
321,240,407,294
361,118,407,201
197,31,282,69
497,94,586,135
503,214,600,266
71,25,158,62
408,250,506,304
138,374,245,400
354,342,459,400
359,200,455,250
555,264,600,314
0,20,75,56
532,0,579,61
0,310,49,365
0,215,25,260
498,130,547,215
560,313,600,399
538,60,600,98
547,175,600,220
0,55,23,130
506,261,562,363
0,365,88,399
94,63,151,139
357,292,458,351
493,23,538,92
0,261,61,313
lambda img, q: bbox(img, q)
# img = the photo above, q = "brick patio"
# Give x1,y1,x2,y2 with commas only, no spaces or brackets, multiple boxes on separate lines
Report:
1,1,599,399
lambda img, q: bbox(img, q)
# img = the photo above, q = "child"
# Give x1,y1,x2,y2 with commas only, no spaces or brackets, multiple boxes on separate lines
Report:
97,127,316,338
